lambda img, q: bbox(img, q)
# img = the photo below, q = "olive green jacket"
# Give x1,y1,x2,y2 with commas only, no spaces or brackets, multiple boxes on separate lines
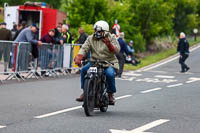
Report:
79,33,120,69
0,28,12,41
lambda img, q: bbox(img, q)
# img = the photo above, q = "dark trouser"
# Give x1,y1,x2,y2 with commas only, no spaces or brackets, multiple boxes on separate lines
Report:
116,53,125,77
0,43,12,71
179,54,189,71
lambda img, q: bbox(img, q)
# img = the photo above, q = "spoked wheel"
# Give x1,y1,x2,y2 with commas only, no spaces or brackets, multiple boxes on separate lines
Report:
83,78,95,116
100,93,109,112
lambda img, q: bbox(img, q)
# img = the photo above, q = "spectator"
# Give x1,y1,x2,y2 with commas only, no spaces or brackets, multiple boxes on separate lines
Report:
13,22,26,41
11,24,17,32
75,27,88,45
54,26,62,44
40,29,55,76
61,24,73,73
116,32,130,78
61,24,73,44
15,24,42,77
126,40,141,66
11,23,17,39
40,29,55,43
177,32,190,73
0,22,12,40
0,22,12,74
15,23,41,44
75,27,88,74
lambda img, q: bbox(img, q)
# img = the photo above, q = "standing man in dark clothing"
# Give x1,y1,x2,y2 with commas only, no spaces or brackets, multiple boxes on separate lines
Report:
0,22,12,74
54,26,63,44
116,32,130,77
177,32,190,73
76,27,88,45
0,22,12,40
75,27,88,74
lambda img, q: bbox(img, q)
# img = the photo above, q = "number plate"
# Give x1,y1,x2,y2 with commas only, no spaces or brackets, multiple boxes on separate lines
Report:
88,67,97,73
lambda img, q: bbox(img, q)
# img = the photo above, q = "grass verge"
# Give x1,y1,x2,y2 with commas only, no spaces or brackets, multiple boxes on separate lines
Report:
124,36,200,71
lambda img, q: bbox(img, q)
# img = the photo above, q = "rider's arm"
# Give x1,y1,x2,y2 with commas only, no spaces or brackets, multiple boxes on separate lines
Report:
110,33,120,54
102,33,120,54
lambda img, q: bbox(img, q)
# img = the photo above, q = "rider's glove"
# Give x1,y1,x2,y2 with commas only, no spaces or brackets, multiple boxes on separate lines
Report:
102,34,116,53
75,54,84,67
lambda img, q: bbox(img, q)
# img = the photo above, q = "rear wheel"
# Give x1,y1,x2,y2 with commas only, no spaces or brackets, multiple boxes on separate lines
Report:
83,78,95,116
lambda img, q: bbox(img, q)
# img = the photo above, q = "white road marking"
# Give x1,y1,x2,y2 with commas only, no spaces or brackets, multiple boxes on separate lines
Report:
175,72,193,75
186,77,200,83
148,70,168,74
167,83,183,88
117,77,136,81
141,56,179,71
110,119,170,133
155,75,175,79
123,73,142,77
0,125,6,129
140,45,200,71
136,78,177,83
115,95,132,100
141,88,162,94
186,80,197,83
190,44,200,52
135,70,142,72
35,95,132,119
34,106,82,119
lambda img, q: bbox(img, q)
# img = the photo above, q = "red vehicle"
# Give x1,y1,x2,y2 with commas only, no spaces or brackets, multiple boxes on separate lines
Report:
4,2,66,38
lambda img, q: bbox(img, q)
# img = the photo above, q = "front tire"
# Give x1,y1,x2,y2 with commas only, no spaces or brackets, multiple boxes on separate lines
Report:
83,78,95,116
100,93,109,112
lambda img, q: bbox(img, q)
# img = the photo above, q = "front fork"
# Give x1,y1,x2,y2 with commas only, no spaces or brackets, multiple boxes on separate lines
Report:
99,75,108,104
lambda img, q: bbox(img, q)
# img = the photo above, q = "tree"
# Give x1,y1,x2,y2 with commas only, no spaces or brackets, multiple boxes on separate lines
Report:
62,0,109,28
129,0,174,50
61,0,200,52
172,0,199,34
107,0,135,38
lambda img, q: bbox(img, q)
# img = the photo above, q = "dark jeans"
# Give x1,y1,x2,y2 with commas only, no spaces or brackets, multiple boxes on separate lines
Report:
116,53,125,77
0,43,12,63
179,54,189,71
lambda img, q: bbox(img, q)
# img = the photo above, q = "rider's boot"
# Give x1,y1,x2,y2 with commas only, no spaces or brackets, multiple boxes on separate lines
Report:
108,93,115,105
76,93,84,102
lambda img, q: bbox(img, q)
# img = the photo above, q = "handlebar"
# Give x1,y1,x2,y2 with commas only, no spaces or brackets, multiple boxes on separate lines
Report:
81,59,115,66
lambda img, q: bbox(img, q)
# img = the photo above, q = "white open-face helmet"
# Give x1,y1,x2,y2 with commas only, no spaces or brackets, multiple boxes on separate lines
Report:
93,20,109,32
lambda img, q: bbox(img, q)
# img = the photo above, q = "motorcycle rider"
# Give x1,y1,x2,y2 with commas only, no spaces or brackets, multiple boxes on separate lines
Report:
74,20,120,105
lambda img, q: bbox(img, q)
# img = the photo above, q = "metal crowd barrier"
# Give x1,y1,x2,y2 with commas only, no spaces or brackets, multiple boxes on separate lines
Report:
0,41,17,82
0,40,82,82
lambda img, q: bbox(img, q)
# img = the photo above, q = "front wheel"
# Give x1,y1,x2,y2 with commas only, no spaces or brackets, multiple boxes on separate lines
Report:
83,78,95,116
100,93,109,112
